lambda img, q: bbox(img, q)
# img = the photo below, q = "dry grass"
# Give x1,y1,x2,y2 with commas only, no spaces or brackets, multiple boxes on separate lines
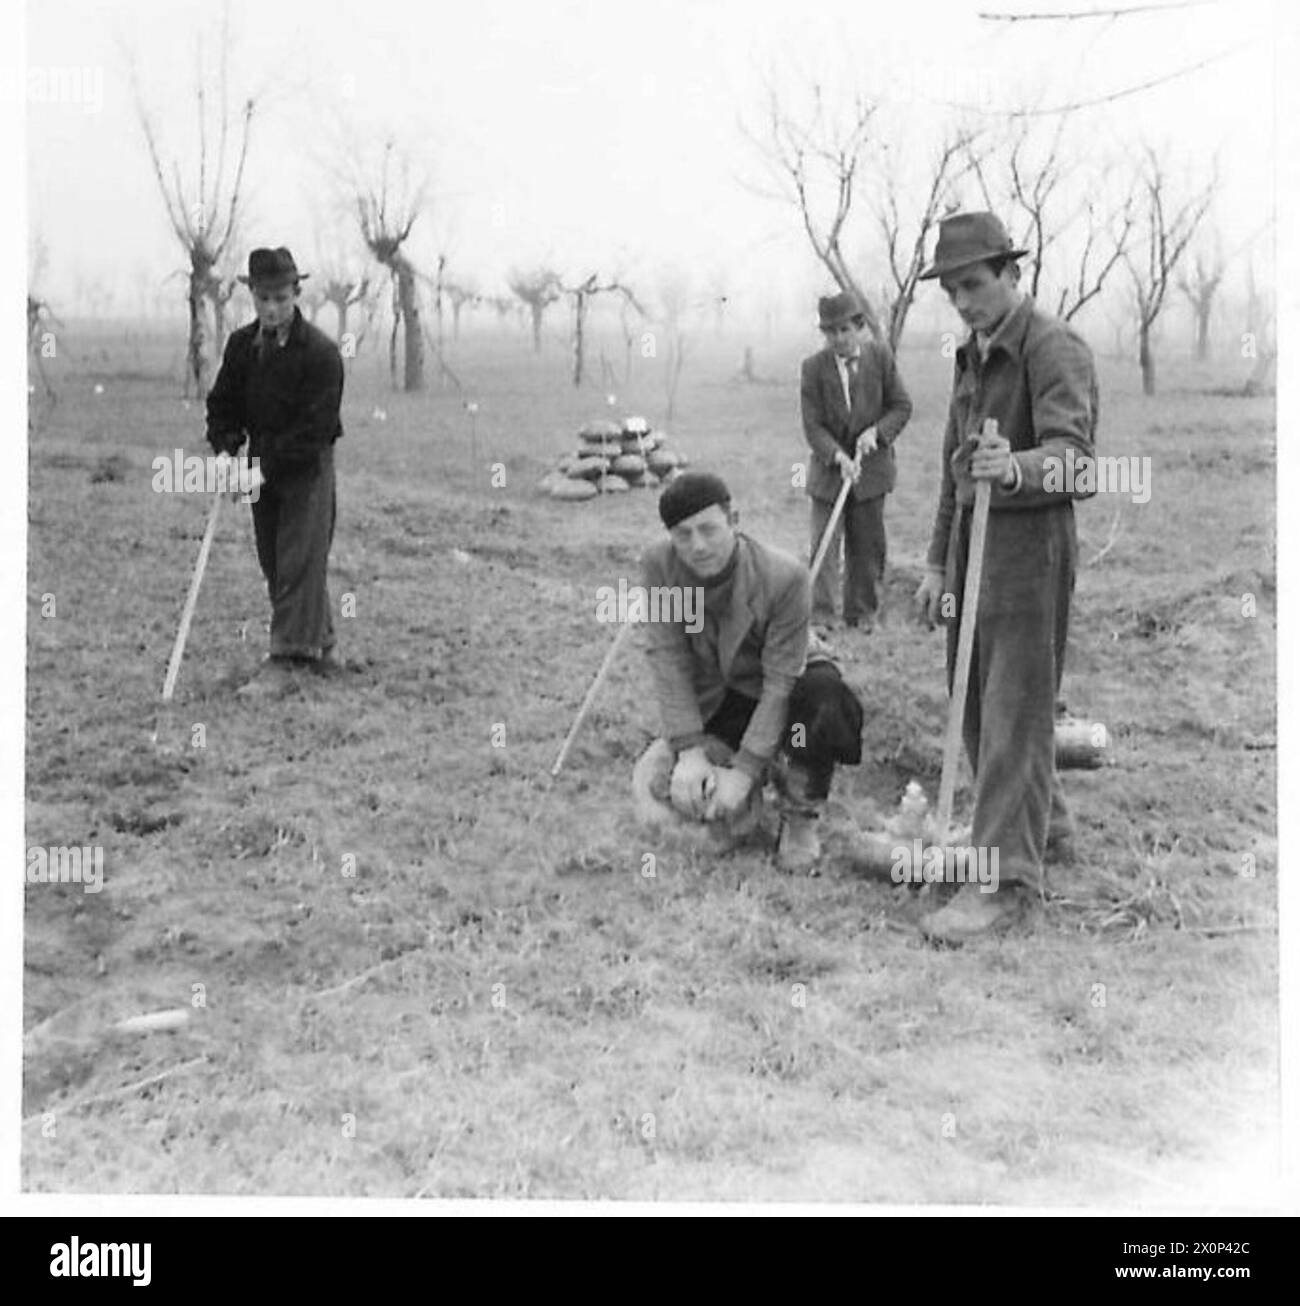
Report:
22,323,1278,1205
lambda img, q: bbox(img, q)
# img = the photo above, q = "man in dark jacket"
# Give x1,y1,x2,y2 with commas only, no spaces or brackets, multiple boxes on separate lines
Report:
206,247,345,695
912,213,1098,943
800,291,913,632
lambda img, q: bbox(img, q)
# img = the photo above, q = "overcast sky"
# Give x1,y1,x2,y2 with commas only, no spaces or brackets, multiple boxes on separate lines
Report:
23,0,1280,316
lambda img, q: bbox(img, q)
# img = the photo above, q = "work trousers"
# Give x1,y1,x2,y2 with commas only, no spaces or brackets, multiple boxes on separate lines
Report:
251,447,337,660
945,501,1076,889
810,492,886,623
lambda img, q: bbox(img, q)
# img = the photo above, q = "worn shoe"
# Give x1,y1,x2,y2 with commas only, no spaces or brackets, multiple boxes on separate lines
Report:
312,648,346,678
919,882,1033,945
235,657,304,700
776,814,823,874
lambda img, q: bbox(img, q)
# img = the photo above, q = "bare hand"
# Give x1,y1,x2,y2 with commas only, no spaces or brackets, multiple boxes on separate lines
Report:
670,748,718,820
857,427,879,456
704,767,754,822
914,568,948,628
835,450,861,484
969,432,1014,485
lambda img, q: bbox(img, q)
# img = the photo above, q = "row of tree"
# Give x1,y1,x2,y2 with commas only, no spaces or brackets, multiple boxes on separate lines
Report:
745,80,1273,397
29,4,1274,401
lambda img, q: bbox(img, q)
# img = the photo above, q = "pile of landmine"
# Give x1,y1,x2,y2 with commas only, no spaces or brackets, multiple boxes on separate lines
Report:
539,416,690,501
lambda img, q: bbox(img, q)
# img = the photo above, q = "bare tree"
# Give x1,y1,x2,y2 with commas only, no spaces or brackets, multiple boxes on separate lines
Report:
617,295,644,385
307,216,375,343
485,294,514,328
656,267,694,423
508,266,562,352
562,273,645,389
1125,146,1216,395
207,271,239,355
129,3,255,398
429,254,447,351
1053,195,1136,323
352,138,427,391
445,277,479,339
965,114,1135,324
744,81,885,341
876,131,979,349
1241,256,1276,397
981,3,1216,24
320,276,370,341
1177,243,1225,362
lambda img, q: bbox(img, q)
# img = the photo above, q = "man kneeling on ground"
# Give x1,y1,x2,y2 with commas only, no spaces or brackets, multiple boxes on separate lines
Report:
634,471,863,872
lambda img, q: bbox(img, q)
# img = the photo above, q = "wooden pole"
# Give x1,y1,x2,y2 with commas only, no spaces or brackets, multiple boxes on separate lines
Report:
160,491,223,703
550,620,634,777
935,420,996,838
809,474,853,584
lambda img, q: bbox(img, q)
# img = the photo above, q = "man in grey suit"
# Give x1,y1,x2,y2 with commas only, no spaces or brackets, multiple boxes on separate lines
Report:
800,291,913,631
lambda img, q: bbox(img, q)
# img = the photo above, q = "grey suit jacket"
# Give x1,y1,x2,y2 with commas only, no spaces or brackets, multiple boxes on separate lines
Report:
800,341,912,503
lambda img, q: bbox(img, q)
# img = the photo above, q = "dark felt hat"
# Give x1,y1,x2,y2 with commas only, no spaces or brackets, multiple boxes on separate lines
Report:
238,247,308,287
919,212,1028,281
817,291,867,331
659,471,732,530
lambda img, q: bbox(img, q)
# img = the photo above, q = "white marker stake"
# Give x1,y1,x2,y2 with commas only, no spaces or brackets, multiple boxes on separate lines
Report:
551,620,634,777
810,473,853,585
160,491,223,703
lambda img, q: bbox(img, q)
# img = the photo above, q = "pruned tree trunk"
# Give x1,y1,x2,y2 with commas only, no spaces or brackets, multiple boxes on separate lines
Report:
131,7,255,402
396,259,423,391
572,289,588,388
434,254,445,353
185,264,210,398
1194,303,1211,361
352,139,427,391
1138,323,1155,397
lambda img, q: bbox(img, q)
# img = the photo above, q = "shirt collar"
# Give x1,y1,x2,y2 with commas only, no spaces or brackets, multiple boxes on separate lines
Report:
259,307,305,348
959,294,1032,369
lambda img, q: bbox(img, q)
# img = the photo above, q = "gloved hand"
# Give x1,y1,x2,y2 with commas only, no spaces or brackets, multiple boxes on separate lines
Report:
704,766,754,822
669,748,718,820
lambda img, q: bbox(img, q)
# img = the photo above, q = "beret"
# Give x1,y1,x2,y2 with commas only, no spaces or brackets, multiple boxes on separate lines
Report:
658,471,731,530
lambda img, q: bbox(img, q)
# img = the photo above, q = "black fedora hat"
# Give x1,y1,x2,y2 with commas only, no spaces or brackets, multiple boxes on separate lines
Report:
919,212,1029,281
818,290,867,331
238,247,309,287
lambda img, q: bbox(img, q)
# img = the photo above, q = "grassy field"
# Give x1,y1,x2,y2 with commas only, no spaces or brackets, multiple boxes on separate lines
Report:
22,316,1279,1204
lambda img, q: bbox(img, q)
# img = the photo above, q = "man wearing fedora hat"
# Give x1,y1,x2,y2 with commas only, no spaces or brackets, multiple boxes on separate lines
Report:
800,290,912,633
911,212,1098,943
206,247,345,695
